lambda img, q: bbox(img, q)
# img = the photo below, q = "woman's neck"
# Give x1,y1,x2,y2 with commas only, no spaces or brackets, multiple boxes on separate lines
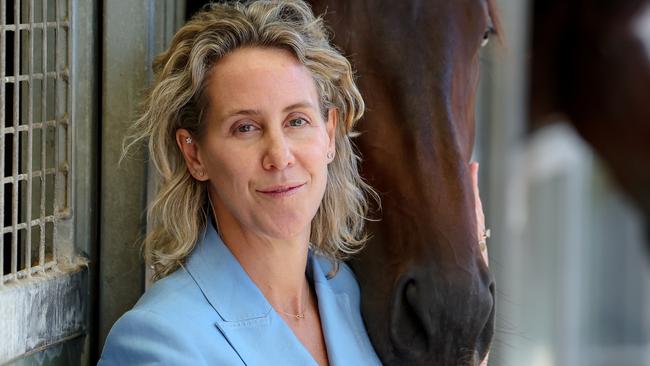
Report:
213,209,312,316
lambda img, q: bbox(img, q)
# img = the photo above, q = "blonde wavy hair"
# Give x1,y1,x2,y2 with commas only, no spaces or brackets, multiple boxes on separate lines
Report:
125,0,378,280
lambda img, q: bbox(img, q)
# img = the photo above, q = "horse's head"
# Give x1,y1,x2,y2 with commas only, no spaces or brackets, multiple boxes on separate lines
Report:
311,0,499,364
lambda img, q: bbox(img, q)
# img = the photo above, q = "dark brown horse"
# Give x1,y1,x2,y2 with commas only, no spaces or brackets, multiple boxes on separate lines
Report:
529,0,650,247
184,1,500,364
308,1,500,364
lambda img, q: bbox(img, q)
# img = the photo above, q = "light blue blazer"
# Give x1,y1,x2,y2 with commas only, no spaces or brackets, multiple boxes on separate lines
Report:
98,221,381,365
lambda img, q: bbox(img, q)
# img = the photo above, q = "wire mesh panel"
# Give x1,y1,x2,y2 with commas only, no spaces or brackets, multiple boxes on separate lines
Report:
0,0,71,284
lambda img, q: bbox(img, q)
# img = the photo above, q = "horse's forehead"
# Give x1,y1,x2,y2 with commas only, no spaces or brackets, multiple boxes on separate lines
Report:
377,0,491,48
316,0,489,24
379,0,487,22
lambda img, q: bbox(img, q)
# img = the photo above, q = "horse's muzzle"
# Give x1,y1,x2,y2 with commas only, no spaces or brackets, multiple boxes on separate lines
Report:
387,265,496,365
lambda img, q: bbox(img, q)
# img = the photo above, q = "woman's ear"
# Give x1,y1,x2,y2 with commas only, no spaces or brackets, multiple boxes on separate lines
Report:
326,108,338,158
176,129,209,181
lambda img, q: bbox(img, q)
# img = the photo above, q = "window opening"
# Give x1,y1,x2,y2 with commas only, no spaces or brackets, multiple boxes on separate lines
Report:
1,0,71,284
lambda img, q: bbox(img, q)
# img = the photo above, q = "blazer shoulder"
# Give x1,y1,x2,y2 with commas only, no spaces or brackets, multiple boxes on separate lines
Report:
132,267,203,314
99,268,240,365
99,308,213,365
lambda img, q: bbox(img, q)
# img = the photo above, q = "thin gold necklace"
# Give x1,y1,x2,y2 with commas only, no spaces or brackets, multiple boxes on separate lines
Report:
277,283,310,320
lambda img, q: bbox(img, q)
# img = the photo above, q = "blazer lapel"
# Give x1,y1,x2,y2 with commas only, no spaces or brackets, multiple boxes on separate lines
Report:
309,254,379,365
183,222,317,366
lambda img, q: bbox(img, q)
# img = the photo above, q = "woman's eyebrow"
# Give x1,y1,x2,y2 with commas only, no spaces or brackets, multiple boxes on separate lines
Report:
220,101,316,120
220,108,260,119
282,101,316,113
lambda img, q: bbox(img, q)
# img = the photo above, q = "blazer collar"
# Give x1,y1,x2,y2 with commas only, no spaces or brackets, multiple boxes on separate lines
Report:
183,221,271,321
308,252,377,365
183,221,374,365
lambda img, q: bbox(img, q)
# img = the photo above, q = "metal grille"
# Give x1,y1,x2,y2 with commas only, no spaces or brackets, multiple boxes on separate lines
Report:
1,0,71,284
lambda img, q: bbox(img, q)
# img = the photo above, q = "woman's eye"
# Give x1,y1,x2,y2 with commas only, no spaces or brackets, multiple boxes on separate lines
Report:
235,124,257,133
288,117,309,127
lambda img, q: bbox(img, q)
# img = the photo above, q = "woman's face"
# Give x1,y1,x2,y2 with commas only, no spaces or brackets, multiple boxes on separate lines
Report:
180,47,336,242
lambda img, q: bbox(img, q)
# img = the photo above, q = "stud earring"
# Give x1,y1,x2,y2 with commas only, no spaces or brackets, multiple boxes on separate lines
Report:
327,151,335,160
185,136,193,144
190,169,205,178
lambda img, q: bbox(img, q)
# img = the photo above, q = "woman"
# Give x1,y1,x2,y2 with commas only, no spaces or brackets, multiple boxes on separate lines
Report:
99,1,380,364
99,0,488,365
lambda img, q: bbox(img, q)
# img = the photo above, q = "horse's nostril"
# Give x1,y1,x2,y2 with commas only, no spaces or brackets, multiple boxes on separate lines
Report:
477,280,496,359
390,278,430,358
387,269,496,364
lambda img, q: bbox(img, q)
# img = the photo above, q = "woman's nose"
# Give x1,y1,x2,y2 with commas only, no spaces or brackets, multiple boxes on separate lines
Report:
262,132,295,170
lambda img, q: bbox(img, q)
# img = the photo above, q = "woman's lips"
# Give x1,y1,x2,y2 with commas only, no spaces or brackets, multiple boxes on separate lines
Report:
257,183,305,198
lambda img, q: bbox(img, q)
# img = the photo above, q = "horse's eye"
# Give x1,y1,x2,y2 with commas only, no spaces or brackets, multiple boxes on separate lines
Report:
481,27,495,47
481,30,491,47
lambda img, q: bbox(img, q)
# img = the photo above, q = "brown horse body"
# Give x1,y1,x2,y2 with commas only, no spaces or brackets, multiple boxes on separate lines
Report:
309,1,499,364
530,0,650,246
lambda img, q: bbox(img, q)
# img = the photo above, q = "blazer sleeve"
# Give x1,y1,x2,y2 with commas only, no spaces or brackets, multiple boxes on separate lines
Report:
98,309,208,366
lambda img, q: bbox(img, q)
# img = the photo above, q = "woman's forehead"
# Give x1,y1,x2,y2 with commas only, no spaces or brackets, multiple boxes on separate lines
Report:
205,47,321,117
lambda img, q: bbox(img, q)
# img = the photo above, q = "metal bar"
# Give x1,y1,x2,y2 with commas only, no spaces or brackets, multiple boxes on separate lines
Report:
4,70,68,82
0,0,7,284
24,0,35,276
1,168,61,183
2,214,57,233
66,0,73,224
2,216,58,233
52,0,59,263
2,260,58,281
0,21,69,31
11,0,21,276
2,118,66,133
39,0,47,270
